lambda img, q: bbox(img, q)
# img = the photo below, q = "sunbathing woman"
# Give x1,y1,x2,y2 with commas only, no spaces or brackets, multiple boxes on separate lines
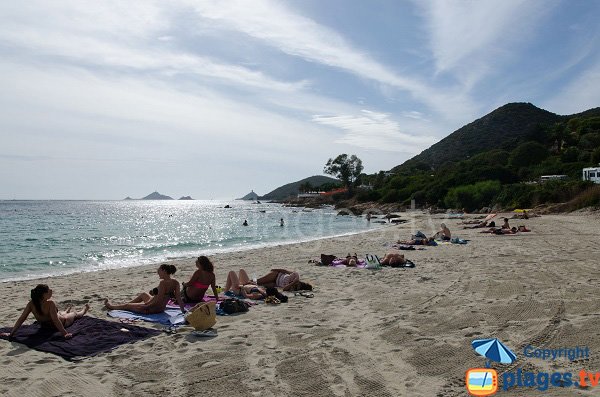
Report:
380,251,408,266
463,221,488,229
397,237,435,246
223,270,267,299
1,284,89,339
181,256,219,303
254,268,312,291
104,264,185,314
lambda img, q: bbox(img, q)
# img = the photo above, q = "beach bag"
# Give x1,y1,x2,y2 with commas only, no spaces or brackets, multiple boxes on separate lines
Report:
266,287,288,303
185,301,216,330
320,254,336,266
365,254,381,269
220,298,249,314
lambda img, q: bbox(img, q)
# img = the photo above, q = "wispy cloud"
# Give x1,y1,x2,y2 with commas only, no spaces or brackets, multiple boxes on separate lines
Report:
542,60,600,114
312,110,437,153
189,0,477,120
415,0,554,82
0,2,305,93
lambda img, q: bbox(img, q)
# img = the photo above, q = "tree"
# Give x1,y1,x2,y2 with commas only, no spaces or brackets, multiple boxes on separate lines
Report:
299,181,313,193
509,141,549,168
323,154,363,195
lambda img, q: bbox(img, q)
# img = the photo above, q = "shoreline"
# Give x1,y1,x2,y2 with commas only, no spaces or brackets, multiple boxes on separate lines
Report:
0,221,394,284
2,212,599,396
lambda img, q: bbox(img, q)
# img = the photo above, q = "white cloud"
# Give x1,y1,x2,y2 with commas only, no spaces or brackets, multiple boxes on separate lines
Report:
0,2,305,93
189,0,477,120
312,110,437,153
415,0,553,78
542,62,600,114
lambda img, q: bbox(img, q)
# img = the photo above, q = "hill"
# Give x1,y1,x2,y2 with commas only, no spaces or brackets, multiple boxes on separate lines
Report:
260,175,340,201
238,190,260,200
357,103,600,211
141,191,173,200
394,103,561,172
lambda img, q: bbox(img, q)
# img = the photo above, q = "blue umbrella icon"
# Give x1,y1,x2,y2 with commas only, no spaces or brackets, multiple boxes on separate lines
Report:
472,338,517,367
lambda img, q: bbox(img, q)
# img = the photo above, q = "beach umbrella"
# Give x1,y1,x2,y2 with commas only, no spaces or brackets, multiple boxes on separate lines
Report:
471,338,516,367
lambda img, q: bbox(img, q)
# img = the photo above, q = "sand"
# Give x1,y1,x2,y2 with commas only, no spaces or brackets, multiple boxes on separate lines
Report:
1,212,599,396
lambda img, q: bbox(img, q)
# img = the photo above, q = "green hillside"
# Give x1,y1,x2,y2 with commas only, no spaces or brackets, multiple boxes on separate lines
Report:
394,103,561,173
357,103,600,211
260,175,340,201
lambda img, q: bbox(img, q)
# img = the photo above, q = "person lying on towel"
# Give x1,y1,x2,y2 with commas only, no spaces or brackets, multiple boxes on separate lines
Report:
254,268,312,292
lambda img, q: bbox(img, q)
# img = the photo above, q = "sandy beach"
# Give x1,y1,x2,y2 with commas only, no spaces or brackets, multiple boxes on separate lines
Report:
1,212,599,396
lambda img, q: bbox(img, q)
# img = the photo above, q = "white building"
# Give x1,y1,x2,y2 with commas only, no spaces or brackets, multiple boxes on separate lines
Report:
540,175,567,182
582,167,600,184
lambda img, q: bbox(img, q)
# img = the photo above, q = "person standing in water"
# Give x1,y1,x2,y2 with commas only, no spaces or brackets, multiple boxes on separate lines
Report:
243,220,248,226
280,218,284,227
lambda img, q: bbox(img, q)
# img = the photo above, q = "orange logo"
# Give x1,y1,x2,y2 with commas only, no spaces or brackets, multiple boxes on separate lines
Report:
466,368,498,396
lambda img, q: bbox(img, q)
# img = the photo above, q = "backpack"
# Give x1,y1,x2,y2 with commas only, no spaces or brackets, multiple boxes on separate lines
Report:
220,298,249,314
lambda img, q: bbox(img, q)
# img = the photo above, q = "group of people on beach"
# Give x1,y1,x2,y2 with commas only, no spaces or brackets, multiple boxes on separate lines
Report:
2,256,312,340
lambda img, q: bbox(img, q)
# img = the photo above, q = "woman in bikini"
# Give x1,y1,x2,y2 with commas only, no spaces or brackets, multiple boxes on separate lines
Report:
223,269,267,299
181,256,219,303
1,284,89,339
254,268,312,291
104,264,185,314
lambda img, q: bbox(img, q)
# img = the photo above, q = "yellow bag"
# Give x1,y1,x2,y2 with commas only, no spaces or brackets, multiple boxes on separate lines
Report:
185,301,216,330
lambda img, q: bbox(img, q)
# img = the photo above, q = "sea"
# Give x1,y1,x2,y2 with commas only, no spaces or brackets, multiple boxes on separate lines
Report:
0,200,383,282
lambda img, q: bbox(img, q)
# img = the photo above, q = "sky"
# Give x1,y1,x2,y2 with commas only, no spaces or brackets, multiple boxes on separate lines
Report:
1,0,599,200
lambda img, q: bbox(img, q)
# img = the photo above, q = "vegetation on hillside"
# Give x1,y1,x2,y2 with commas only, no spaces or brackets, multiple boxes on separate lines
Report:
352,104,600,211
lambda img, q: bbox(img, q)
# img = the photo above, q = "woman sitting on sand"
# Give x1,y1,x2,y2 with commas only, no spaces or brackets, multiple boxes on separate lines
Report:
223,269,267,299
181,256,219,303
1,284,89,339
253,268,312,291
104,264,185,314
501,218,510,229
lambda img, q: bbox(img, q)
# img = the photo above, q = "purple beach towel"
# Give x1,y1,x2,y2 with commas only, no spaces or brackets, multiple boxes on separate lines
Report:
0,316,161,361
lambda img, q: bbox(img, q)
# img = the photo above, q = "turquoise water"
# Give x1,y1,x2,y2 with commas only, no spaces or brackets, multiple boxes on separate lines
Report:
0,200,380,281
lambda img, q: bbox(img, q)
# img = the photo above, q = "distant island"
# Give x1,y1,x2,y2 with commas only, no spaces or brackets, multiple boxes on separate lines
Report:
237,190,259,200
123,191,187,200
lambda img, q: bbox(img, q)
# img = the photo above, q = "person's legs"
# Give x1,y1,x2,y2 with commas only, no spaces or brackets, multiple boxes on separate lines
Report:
380,254,391,266
256,271,278,285
128,292,151,304
60,304,90,327
238,269,252,284
224,271,241,294
104,299,152,314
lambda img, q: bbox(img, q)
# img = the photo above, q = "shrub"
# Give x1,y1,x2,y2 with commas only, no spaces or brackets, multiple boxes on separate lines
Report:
509,142,549,168
444,180,501,211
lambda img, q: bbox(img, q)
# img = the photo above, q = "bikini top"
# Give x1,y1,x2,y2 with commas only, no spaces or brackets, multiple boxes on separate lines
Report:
191,281,210,289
